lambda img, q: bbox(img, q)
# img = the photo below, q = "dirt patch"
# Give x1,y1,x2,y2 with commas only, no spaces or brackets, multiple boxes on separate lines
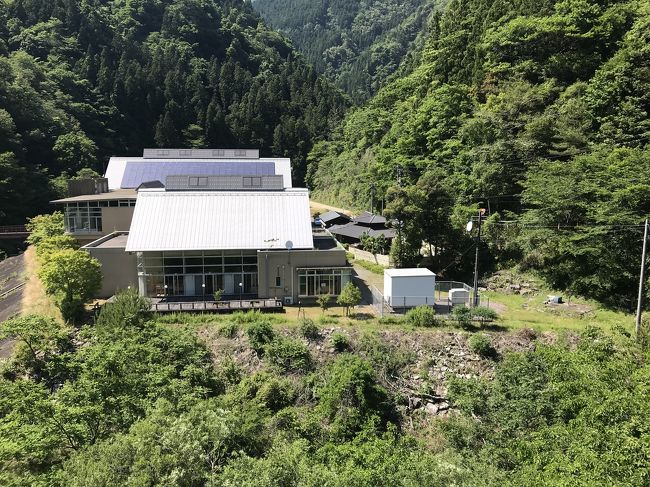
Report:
196,322,561,423
20,247,63,322
309,200,352,217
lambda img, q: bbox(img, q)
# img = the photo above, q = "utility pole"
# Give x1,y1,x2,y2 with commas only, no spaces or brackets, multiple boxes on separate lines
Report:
472,209,485,307
370,183,375,213
636,218,648,338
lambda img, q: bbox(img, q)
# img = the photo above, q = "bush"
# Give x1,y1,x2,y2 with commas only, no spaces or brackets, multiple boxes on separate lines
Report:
473,306,498,324
218,321,240,338
331,332,350,352
246,320,275,352
265,338,311,372
298,318,319,340
468,333,497,359
405,305,438,327
452,306,473,327
316,293,331,313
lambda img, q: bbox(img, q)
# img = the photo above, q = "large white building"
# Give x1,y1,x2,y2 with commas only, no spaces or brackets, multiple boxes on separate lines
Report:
53,149,351,304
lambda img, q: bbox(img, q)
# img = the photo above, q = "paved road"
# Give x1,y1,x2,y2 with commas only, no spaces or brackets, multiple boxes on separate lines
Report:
0,253,25,322
0,253,25,359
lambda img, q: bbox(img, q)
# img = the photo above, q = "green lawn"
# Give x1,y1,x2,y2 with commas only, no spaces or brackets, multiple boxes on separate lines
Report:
482,290,634,334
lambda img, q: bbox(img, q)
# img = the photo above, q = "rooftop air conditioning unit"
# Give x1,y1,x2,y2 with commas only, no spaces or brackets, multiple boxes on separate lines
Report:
284,297,293,305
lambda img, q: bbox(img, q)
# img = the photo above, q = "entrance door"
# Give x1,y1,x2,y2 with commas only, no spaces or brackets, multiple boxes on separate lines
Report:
184,275,195,296
224,274,235,294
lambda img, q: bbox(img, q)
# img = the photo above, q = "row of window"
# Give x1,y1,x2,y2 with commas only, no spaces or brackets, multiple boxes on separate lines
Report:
64,200,135,208
145,272,258,297
298,269,352,297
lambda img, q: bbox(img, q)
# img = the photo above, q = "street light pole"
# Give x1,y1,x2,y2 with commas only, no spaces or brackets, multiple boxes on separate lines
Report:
636,218,648,338
472,209,485,307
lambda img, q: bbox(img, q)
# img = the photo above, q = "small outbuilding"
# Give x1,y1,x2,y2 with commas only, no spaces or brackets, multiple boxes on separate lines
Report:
383,268,436,308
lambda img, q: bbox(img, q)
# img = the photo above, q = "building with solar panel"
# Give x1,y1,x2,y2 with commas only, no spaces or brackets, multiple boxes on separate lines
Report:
52,149,351,308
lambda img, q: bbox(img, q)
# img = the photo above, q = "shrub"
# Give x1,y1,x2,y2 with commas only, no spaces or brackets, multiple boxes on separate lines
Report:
405,305,438,327
473,306,498,324
213,289,224,301
468,333,497,359
452,306,473,327
316,293,331,313
315,355,392,439
218,321,240,338
265,338,311,372
246,320,275,352
331,332,350,352
96,289,151,330
298,318,319,340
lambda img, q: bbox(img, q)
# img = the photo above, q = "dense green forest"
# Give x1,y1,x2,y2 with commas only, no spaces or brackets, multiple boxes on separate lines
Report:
253,0,437,103
2,292,650,485
307,0,650,309
0,0,348,225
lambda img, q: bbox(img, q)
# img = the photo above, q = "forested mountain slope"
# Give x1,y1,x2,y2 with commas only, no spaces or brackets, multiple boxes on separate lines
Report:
0,0,348,224
307,0,650,308
253,0,437,103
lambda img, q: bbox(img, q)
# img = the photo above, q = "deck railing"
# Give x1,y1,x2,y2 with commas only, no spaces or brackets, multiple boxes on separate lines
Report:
151,298,283,312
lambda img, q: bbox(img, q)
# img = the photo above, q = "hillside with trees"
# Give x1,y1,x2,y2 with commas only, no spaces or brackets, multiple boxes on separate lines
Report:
252,0,437,103
0,0,348,225
2,294,650,485
307,0,650,308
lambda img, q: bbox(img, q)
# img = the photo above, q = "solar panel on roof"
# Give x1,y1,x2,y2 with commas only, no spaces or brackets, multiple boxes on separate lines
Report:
120,161,276,188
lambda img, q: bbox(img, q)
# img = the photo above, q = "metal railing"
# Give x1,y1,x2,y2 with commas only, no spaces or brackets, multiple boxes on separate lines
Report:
0,225,28,234
151,298,283,313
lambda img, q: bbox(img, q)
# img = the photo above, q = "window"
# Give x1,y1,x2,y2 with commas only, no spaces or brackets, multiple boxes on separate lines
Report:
198,177,208,186
275,276,282,287
243,177,252,187
189,177,198,187
235,149,246,157
212,149,225,157
156,149,170,156
298,269,352,297
64,203,102,233
179,149,192,156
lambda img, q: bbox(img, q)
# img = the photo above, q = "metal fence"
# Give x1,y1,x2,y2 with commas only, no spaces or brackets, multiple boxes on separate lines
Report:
370,286,391,317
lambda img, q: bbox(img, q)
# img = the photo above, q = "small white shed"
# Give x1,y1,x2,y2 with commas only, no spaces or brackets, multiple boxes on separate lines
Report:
384,268,436,308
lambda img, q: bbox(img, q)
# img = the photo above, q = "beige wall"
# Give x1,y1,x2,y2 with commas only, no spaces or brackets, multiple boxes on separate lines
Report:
87,247,138,298
101,207,134,233
257,248,348,301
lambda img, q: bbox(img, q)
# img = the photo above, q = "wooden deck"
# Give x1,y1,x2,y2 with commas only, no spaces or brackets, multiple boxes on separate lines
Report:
150,298,284,313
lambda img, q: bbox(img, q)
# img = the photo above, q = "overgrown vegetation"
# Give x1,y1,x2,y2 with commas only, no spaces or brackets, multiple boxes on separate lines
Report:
308,0,650,309
26,212,101,323
1,295,649,485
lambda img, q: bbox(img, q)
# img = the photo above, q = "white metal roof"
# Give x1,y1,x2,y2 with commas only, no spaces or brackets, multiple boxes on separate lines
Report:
105,156,293,190
384,268,436,277
125,190,313,252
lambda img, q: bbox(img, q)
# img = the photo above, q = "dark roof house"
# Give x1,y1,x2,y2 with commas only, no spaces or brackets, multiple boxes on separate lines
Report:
319,210,351,227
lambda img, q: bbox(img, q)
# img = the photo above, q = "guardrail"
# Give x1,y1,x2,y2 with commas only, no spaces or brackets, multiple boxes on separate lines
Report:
0,282,26,300
0,225,28,234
